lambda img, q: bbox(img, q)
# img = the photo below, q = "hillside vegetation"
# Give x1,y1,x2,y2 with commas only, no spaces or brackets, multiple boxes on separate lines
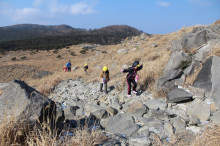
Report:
0,24,142,53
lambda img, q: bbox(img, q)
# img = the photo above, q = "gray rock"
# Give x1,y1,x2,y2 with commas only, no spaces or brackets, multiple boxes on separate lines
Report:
117,49,128,54
144,110,169,121
188,86,206,100
106,107,118,116
181,25,220,51
129,136,151,146
186,98,210,122
210,110,220,124
91,109,108,119
72,66,79,71
137,126,150,137
164,122,174,137
105,113,139,137
166,108,189,122
0,80,64,128
127,100,148,117
149,43,157,48
140,33,146,40
171,117,186,133
193,56,220,107
145,99,167,110
84,104,103,116
167,88,193,103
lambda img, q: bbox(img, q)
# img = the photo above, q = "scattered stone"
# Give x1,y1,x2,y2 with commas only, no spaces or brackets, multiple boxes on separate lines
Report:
167,88,193,103
145,99,167,110
105,113,139,137
171,117,186,133
129,136,151,146
186,98,210,122
106,107,118,116
210,111,220,124
117,49,128,54
127,100,148,117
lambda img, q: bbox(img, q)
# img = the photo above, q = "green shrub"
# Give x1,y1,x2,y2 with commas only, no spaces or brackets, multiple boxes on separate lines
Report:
20,56,27,60
178,59,192,70
11,57,16,61
56,55,61,59
53,50,58,54
70,51,76,56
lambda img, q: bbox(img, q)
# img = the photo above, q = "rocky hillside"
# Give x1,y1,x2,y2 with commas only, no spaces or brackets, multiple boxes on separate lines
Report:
0,20,220,145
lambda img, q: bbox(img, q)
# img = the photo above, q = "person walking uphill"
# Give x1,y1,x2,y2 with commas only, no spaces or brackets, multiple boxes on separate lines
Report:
84,63,88,74
121,61,143,97
66,60,71,72
100,66,110,94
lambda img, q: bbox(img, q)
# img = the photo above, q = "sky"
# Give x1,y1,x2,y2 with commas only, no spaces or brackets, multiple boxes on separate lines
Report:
0,0,219,34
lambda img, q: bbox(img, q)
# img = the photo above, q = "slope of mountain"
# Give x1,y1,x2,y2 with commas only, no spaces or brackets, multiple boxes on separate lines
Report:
0,24,142,52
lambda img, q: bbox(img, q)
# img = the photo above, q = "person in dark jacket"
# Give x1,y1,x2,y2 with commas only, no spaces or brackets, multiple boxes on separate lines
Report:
84,63,88,74
121,61,143,97
100,66,110,94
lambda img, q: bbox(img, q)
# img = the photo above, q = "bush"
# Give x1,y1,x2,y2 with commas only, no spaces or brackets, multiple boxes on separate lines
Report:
53,50,58,54
11,57,16,61
20,56,27,60
70,51,76,56
56,55,61,59
178,59,192,70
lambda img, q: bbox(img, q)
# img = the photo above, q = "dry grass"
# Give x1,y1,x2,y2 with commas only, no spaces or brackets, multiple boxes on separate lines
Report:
0,117,108,146
0,89,3,96
0,26,199,97
193,125,220,146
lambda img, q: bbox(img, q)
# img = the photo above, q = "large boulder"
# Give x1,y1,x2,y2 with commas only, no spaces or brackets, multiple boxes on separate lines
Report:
182,25,220,51
186,98,210,122
145,99,167,110
193,56,220,107
105,113,139,137
167,88,193,103
0,80,64,128
126,100,148,117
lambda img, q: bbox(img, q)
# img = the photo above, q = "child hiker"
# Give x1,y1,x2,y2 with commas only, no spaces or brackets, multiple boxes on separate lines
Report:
121,61,143,97
99,66,110,94
84,63,88,74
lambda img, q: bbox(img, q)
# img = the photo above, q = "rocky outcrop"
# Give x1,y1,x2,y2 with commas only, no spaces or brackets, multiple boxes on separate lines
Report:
0,80,64,129
193,56,220,107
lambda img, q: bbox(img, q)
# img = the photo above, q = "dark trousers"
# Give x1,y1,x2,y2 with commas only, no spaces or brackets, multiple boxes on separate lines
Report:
127,79,137,95
68,67,71,72
100,82,107,93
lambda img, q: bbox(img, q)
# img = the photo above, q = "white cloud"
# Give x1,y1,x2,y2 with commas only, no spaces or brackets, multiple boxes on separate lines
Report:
70,2,96,15
13,8,40,21
157,1,171,7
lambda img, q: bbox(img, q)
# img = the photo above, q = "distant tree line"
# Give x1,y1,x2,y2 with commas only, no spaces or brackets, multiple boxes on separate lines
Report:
0,30,142,52
0,24,143,53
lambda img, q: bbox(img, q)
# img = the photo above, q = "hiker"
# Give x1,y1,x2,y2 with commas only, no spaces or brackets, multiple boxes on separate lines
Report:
99,66,110,94
66,60,71,72
62,65,67,72
121,61,143,97
84,63,88,73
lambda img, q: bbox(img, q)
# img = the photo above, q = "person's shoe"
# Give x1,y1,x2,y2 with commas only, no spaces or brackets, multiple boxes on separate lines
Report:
133,90,137,94
127,94,132,97
100,90,103,92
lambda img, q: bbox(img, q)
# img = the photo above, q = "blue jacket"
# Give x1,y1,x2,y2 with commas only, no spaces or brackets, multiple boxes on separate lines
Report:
66,62,71,68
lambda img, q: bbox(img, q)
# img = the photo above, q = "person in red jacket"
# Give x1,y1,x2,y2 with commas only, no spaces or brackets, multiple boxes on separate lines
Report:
121,61,143,97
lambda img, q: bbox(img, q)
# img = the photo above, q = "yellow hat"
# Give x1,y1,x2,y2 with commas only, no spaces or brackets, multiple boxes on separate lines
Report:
103,66,108,71
84,63,88,66
137,64,140,67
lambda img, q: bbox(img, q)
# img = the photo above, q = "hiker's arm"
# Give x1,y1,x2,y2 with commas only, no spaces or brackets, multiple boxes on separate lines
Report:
137,64,143,71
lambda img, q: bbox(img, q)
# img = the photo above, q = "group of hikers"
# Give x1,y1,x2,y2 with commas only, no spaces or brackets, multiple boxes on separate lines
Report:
63,60,143,97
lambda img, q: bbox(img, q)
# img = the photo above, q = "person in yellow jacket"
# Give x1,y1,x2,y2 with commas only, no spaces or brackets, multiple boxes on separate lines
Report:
99,66,110,94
